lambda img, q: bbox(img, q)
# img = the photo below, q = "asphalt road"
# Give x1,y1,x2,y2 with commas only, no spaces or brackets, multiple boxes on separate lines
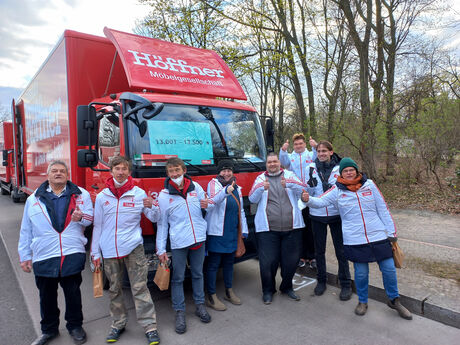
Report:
1,195,459,345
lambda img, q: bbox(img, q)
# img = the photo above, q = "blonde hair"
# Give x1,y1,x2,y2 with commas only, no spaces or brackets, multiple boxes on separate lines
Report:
292,133,306,143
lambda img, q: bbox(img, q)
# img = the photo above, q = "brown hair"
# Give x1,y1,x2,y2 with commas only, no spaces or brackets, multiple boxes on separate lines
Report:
292,133,306,143
316,140,333,151
165,157,186,171
109,156,132,171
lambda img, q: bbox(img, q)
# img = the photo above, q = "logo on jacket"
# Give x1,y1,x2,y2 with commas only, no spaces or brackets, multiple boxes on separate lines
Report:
341,194,347,198
362,191,372,196
190,192,197,197
123,202,135,207
169,198,174,204
104,201,110,206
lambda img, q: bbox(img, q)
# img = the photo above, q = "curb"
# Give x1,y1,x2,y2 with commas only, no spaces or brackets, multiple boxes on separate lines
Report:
301,268,460,329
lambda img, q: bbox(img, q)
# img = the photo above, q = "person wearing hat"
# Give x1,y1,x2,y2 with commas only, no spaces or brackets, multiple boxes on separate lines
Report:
205,159,248,311
299,157,412,320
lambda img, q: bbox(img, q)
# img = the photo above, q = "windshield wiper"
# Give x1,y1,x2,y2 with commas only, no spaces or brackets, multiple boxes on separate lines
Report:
227,156,264,171
198,106,229,156
183,159,208,174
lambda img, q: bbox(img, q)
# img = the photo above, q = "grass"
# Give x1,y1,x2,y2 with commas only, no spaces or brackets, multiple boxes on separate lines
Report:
405,255,460,285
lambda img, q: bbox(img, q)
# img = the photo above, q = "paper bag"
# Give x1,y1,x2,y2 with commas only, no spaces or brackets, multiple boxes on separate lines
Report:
93,267,103,298
154,262,170,291
392,241,404,268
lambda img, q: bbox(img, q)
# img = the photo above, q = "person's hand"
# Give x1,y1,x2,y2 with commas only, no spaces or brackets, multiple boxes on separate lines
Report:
159,253,168,264
71,205,83,222
227,181,236,194
20,260,32,273
281,176,286,188
263,180,270,190
143,197,154,208
281,140,289,151
92,257,101,269
200,194,209,209
388,237,398,243
301,189,309,202
309,136,317,148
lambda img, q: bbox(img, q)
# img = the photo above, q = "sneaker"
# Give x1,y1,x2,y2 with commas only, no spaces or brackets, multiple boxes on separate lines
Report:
145,330,160,345
309,259,317,269
298,259,306,268
314,282,326,296
339,286,352,301
262,292,273,305
106,327,125,343
387,297,413,320
354,302,368,316
224,288,241,305
195,304,211,323
69,327,87,345
206,294,227,311
175,310,186,334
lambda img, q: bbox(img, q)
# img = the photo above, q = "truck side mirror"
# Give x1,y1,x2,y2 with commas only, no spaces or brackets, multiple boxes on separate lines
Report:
265,117,274,152
2,150,8,166
77,149,98,168
77,105,97,146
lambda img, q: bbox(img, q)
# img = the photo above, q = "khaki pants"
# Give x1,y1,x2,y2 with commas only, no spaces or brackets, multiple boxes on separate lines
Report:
104,244,156,332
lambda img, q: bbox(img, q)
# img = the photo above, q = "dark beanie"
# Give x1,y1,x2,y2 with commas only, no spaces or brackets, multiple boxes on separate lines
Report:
217,159,234,173
339,157,359,174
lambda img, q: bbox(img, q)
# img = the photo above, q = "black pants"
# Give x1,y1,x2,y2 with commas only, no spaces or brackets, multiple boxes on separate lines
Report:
35,272,83,334
256,229,302,294
300,208,315,260
311,218,351,287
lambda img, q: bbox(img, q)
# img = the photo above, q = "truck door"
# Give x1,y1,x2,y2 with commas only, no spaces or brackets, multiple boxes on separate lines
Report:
11,100,26,201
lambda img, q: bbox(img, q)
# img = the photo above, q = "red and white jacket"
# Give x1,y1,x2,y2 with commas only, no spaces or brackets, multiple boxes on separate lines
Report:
248,170,305,232
91,185,159,260
205,178,248,236
279,148,316,184
18,186,93,263
299,179,396,245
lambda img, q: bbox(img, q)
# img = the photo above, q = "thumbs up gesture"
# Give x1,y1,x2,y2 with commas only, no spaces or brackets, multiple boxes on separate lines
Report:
263,180,270,190
281,176,286,188
227,181,236,194
301,189,309,202
143,197,154,208
281,139,289,151
200,193,209,209
71,205,83,222
309,136,317,148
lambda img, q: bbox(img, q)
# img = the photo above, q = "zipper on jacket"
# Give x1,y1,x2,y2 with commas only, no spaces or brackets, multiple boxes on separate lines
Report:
115,198,120,257
59,233,64,271
185,198,197,243
299,155,304,183
355,192,369,243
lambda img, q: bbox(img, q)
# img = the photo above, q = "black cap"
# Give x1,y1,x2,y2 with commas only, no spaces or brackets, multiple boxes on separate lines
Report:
217,159,234,173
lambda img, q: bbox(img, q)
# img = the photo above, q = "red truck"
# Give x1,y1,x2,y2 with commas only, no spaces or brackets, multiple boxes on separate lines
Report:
3,27,274,267
0,121,16,197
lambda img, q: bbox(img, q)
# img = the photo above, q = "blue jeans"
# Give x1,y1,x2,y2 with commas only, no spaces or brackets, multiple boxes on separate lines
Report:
353,257,399,303
256,229,302,294
171,244,206,311
206,251,235,295
311,218,351,287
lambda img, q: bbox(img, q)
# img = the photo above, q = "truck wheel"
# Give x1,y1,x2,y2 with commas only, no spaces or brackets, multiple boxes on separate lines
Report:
1,186,8,195
11,188,21,203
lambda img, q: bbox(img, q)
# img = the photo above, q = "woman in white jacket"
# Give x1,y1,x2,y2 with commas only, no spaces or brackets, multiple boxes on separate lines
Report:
205,160,248,311
299,158,412,320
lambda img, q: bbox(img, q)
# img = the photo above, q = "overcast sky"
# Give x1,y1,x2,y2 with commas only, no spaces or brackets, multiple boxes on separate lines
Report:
0,0,149,106
0,0,458,109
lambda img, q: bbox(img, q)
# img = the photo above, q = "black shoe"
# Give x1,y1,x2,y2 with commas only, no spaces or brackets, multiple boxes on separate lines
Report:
145,330,160,345
262,292,273,305
314,282,327,296
283,289,300,301
106,327,125,343
175,310,186,334
340,286,352,301
69,327,87,345
31,332,59,345
195,304,211,323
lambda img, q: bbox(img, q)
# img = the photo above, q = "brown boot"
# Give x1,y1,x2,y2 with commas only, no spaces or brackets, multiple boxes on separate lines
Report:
387,297,412,320
206,294,226,311
224,288,241,305
354,302,368,316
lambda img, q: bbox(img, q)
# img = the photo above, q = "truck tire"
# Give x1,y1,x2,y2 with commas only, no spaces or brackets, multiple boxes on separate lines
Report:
11,188,22,203
1,185,8,195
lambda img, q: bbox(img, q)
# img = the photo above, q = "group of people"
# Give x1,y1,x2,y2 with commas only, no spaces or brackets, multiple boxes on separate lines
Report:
18,133,412,345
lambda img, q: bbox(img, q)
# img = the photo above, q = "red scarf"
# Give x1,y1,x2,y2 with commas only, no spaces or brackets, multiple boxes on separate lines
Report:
169,176,192,197
106,176,135,199
337,174,363,192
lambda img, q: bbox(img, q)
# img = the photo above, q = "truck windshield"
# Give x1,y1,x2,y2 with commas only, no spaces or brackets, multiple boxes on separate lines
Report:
126,103,266,169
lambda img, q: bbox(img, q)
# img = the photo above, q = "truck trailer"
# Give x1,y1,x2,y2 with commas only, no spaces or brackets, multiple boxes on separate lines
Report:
3,27,274,268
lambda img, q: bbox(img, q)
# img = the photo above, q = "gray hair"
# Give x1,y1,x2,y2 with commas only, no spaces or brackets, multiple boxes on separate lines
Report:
47,160,69,174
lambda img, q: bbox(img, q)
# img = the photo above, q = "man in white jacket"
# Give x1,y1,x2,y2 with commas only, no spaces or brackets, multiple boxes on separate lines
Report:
90,156,160,345
248,153,305,304
18,160,93,345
